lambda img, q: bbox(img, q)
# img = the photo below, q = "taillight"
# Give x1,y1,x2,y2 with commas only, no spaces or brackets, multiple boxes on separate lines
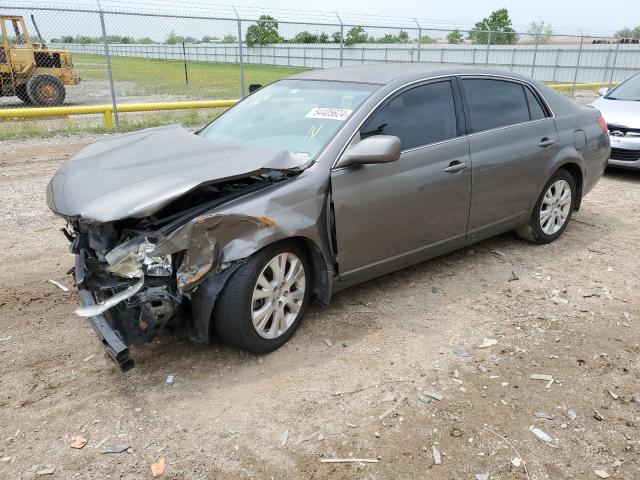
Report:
597,116,608,135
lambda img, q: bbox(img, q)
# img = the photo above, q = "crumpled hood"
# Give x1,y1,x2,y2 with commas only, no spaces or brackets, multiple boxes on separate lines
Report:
47,124,312,223
592,97,640,128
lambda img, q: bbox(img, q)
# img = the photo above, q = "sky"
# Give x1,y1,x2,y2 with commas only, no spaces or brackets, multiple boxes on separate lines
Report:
5,0,640,39
186,0,639,36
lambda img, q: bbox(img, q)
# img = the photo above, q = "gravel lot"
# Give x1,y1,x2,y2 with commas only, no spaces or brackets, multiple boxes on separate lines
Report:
0,131,639,479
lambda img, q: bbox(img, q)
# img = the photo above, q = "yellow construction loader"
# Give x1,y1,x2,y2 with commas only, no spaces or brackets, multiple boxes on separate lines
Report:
1,14,79,106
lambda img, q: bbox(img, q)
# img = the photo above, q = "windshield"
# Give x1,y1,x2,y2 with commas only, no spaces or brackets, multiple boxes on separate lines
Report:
199,79,378,158
606,74,640,101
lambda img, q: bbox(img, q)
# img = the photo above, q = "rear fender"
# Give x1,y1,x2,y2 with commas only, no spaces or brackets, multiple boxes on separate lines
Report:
528,145,586,213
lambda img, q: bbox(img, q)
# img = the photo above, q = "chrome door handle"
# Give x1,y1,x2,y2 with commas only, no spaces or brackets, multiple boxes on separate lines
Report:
538,137,555,148
444,161,468,173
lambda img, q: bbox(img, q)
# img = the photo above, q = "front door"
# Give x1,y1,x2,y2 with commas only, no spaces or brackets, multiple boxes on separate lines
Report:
331,79,472,282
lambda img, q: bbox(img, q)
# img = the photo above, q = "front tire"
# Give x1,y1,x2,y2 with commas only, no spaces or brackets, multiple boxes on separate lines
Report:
213,241,311,354
26,74,66,107
516,169,576,244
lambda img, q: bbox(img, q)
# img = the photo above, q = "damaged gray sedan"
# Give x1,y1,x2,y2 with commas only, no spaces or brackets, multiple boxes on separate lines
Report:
47,64,610,371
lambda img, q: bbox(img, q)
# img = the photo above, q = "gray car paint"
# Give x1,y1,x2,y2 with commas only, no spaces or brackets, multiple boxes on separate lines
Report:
46,124,312,223
47,64,610,369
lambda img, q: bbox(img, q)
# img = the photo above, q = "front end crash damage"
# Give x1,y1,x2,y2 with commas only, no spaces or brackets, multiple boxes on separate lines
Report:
67,175,301,372
46,125,327,372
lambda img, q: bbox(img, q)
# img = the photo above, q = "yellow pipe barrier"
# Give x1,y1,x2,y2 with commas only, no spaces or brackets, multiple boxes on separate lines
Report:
548,82,618,92
0,85,621,129
0,99,239,129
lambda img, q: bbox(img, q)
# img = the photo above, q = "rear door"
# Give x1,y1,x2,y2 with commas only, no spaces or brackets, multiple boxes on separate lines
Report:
459,77,558,238
331,78,472,281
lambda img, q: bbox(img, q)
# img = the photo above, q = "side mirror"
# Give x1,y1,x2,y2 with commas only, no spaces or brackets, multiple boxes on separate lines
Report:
598,87,609,97
248,84,262,94
337,135,401,168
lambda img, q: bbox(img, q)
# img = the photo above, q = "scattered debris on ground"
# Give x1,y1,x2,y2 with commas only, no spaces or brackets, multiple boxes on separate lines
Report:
0,139,638,478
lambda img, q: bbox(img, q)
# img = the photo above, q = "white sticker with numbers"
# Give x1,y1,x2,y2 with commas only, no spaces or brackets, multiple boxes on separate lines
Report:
305,107,353,121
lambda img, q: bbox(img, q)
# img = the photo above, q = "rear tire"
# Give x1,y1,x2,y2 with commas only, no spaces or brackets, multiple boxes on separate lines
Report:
213,241,311,354
516,169,576,244
15,84,31,105
26,74,66,107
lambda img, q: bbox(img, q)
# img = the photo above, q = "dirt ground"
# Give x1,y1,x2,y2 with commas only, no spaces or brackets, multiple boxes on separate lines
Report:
0,135,639,480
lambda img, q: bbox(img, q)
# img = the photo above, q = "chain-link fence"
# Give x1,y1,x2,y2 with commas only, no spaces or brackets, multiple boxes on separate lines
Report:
1,1,640,140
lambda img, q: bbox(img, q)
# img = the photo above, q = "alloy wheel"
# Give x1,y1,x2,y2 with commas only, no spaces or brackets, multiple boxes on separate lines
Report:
539,179,572,235
251,252,306,339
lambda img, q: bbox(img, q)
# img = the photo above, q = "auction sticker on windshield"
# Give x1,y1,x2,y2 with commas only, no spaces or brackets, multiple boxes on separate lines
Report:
306,107,353,121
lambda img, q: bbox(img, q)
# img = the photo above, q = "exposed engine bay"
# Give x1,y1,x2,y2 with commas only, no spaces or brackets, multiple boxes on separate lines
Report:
67,173,291,358
46,124,328,372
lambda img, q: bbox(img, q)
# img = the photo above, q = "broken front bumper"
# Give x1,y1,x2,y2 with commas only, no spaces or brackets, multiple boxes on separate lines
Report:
74,255,134,372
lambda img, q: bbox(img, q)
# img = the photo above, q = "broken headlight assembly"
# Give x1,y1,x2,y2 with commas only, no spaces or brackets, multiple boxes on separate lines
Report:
105,237,172,279
74,237,173,318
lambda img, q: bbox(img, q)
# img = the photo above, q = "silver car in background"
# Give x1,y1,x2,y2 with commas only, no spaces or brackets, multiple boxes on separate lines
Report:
47,64,610,371
593,73,640,169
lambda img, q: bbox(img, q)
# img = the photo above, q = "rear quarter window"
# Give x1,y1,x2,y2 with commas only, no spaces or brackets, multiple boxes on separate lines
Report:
524,87,547,121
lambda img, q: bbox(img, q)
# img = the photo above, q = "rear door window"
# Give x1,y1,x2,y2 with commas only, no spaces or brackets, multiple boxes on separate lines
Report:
361,80,458,150
462,78,531,133
524,87,547,121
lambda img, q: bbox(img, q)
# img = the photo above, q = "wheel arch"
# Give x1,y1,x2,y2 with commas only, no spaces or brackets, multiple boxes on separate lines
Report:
189,235,332,345
557,161,584,210
532,145,586,213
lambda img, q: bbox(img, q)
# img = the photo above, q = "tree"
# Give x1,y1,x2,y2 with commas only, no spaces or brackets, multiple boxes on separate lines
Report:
290,31,319,43
317,33,330,43
331,31,341,43
377,33,397,44
528,21,553,43
344,26,369,46
245,15,283,47
420,34,433,44
615,25,640,39
222,34,237,44
446,29,464,44
166,31,179,45
376,31,411,44
468,8,518,45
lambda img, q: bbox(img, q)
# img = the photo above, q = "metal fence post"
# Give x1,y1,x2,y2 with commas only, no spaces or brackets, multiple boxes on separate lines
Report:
572,35,584,96
182,41,189,84
609,41,621,85
552,48,560,82
98,9,119,128
336,13,344,67
484,23,491,66
531,33,539,78
233,8,245,98
414,19,421,62
602,47,612,83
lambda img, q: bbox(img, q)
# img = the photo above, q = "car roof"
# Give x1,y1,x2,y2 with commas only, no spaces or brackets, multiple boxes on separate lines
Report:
288,63,535,85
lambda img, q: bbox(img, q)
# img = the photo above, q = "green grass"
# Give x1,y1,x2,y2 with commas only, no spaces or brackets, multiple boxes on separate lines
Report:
1,56,307,140
74,54,306,98
0,109,222,141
